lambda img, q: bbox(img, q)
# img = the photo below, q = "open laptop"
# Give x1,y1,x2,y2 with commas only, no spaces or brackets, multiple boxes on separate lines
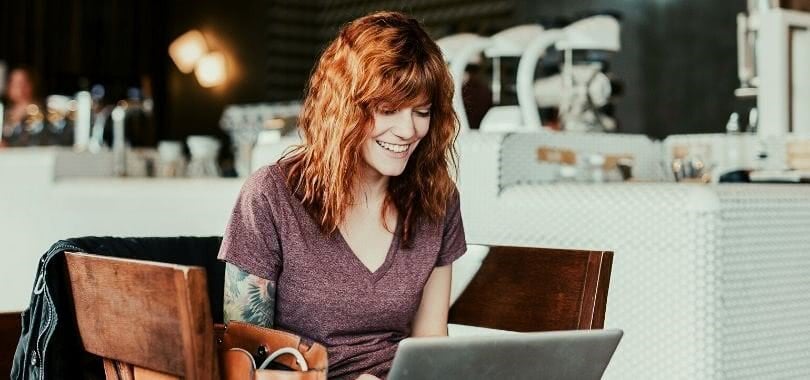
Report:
388,329,623,380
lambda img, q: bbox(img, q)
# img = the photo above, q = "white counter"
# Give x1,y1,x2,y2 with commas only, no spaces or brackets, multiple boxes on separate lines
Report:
463,182,810,380
1,147,243,312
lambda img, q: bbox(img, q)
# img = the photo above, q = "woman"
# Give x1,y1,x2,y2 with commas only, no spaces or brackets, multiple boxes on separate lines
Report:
1,66,41,145
218,11,466,380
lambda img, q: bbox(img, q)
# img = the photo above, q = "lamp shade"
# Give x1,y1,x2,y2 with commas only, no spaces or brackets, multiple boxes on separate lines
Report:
194,52,227,88
169,30,208,73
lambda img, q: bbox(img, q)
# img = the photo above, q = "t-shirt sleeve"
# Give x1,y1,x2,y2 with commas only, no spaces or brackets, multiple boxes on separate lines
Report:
436,188,467,267
218,169,282,280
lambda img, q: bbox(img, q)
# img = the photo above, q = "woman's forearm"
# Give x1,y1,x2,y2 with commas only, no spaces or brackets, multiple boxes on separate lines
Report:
410,265,452,337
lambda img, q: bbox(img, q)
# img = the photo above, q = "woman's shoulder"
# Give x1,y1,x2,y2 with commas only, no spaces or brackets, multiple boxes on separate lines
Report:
445,184,461,211
241,162,289,199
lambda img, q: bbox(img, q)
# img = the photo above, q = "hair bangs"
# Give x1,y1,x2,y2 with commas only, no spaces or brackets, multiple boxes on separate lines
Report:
368,60,437,111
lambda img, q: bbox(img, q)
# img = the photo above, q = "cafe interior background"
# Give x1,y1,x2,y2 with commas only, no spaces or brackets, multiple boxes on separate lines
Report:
2,0,810,378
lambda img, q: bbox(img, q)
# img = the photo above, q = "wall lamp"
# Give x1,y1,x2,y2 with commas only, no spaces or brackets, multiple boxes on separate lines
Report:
169,29,227,88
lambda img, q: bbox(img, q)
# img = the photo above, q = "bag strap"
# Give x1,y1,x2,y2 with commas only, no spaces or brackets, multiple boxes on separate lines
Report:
258,347,309,371
228,348,257,368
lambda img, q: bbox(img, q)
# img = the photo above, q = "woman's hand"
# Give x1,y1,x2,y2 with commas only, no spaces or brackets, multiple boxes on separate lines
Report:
356,374,381,380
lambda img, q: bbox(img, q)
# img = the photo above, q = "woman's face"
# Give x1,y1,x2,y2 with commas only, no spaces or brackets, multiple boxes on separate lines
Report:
361,102,431,179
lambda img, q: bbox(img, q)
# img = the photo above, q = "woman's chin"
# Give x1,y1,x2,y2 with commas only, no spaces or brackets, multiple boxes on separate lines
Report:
370,161,409,177
377,166,407,177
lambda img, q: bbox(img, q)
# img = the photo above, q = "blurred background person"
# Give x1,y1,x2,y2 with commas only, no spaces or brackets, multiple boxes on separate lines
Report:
461,57,493,130
1,66,44,146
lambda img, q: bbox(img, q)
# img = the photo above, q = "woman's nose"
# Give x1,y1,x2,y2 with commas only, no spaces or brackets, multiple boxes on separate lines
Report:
391,110,416,140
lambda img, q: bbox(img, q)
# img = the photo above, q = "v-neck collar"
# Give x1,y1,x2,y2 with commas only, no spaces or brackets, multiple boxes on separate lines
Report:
271,164,401,284
335,217,401,283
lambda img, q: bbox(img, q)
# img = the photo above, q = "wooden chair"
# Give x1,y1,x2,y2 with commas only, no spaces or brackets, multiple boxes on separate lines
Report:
62,245,611,378
449,246,613,332
0,312,22,377
65,252,218,380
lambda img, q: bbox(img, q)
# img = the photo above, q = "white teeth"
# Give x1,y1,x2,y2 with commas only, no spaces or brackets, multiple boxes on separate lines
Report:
376,140,409,153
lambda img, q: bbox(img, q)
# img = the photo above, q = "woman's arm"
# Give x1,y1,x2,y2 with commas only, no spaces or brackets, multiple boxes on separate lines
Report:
411,264,453,337
223,263,276,327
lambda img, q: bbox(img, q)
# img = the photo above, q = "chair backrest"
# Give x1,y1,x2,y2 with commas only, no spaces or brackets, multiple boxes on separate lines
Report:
448,246,613,332
65,252,218,380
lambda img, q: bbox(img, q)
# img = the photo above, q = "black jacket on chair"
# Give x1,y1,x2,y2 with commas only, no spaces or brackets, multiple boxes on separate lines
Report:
11,236,225,380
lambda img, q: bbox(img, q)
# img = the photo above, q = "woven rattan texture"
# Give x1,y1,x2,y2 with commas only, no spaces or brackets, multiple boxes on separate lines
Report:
457,132,810,379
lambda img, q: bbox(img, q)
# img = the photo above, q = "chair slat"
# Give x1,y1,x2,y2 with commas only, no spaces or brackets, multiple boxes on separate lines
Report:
66,252,217,379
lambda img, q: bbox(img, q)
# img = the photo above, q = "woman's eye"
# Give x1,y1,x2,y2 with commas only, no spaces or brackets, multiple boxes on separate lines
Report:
380,109,397,115
414,110,431,117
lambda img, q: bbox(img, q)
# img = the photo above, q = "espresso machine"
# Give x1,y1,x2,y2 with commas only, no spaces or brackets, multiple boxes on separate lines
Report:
737,0,810,136
437,15,621,133
528,15,621,132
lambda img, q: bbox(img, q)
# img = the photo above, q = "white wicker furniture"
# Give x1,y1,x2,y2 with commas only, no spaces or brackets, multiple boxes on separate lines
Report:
457,131,810,379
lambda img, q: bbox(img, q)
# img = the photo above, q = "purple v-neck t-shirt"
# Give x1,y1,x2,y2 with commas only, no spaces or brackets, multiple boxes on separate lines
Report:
218,163,467,379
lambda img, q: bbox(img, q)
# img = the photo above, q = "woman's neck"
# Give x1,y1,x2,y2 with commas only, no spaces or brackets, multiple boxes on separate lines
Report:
355,163,389,209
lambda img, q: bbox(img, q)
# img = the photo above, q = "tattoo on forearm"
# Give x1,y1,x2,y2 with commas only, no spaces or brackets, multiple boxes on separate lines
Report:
223,263,276,327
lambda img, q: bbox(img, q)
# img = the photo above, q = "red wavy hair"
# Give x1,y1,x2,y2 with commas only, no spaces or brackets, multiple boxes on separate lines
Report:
282,11,458,246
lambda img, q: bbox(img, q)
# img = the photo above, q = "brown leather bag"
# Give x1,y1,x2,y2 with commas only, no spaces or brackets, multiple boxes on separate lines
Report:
215,321,328,380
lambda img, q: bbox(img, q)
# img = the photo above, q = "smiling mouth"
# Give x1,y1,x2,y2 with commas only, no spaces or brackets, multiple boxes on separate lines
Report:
376,140,410,153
